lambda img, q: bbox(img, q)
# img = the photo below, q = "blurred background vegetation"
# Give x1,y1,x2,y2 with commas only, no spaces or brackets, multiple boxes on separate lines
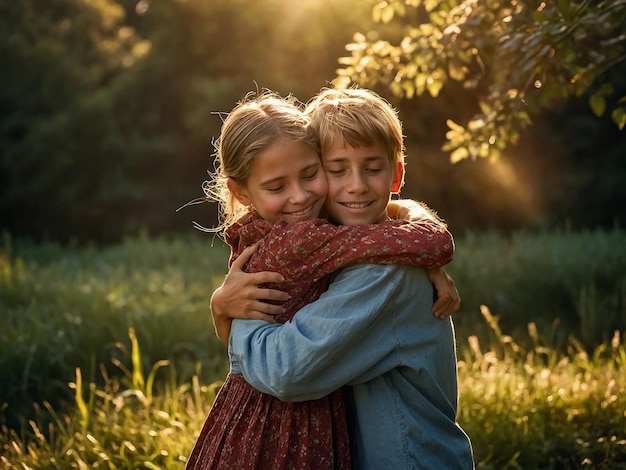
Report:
1,0,624,245
1,232,625,467
1,1,625,466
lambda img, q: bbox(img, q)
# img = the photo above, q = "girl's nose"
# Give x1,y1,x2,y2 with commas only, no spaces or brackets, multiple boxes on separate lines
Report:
289,183,309,203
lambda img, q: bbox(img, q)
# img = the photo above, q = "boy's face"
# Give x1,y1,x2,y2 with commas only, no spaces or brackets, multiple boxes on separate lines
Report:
322,141,402,226
228,137,328,224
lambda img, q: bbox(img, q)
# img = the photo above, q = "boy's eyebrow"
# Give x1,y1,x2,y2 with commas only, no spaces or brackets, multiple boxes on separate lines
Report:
323,155,386,163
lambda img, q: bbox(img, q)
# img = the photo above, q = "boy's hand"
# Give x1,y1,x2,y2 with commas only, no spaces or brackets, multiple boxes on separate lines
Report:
211,243,289,345
428,267,461,319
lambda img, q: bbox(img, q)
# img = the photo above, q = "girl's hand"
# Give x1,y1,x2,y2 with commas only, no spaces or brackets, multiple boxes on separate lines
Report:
388,199,441,224
428,267,461,319
211,243,289,345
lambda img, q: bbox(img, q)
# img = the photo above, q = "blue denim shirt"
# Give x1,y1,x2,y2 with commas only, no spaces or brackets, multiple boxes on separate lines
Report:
229,264,474,469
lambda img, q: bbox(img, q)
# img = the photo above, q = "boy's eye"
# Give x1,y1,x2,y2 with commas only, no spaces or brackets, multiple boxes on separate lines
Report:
366,167,383,174
325,167,345,176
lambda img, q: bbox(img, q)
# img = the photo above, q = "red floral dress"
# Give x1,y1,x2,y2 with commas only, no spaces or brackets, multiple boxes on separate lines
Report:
186,213,453,470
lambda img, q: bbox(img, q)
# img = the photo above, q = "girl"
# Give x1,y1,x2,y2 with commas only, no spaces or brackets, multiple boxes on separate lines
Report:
185,91,454,469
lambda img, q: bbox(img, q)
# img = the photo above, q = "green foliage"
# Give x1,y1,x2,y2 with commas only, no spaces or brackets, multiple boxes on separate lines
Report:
0,0,372,244
0,232,231,431
1,0,624,243
449,226,626,348
2,228,624,438
335,0,626,161
0,0,156,242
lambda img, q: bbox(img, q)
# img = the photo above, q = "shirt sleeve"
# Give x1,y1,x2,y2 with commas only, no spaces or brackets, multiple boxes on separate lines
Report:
248,218,454,283
229,263,420,401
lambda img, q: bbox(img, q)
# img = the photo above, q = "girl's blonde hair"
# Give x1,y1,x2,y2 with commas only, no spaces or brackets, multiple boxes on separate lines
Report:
304,87,405,186
203,91,319,231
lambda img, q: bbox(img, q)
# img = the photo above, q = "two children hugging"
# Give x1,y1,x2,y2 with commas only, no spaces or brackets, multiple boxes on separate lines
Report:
186,88,474,469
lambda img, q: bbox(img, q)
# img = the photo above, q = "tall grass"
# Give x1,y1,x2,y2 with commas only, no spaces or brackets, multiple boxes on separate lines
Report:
0,233,230,432
459,306,626,468
1,328,222,469
1,229,625,468
1,309,624,468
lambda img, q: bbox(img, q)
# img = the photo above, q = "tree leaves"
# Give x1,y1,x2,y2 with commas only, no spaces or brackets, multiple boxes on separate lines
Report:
336,0,626,162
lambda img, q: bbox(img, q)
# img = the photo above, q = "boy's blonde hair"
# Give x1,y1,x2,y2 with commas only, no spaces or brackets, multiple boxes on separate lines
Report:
203,91,319,231
304,87,405,174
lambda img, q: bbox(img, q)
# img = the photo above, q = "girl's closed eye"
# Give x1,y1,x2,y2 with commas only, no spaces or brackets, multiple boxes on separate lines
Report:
302,168,320,180
266,184,285,193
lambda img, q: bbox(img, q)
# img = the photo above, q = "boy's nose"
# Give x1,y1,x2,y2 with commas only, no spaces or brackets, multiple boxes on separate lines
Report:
347,172,368,193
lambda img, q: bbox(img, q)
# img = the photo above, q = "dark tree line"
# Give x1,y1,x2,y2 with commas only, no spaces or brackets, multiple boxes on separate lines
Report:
1,0,624,244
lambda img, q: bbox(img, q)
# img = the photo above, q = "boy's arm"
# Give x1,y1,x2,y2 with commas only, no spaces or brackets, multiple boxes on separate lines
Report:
215,203,456,341
211,244,289,345
229,264,423,401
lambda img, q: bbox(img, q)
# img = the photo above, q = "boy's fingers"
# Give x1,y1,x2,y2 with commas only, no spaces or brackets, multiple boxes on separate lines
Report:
229,244,285,285
249,272,285,286
230,243,259,271
258,287,289,302
245,311,278,324
252,299,285,315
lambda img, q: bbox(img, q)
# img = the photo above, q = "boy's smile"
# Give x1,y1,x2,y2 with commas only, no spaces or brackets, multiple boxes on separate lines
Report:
322,142,402,226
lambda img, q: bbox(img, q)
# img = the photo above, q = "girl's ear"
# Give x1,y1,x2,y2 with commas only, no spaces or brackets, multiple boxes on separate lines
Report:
227,178,252,207
390,161,404,193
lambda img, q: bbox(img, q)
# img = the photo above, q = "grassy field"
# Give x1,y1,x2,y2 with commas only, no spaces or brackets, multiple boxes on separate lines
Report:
1,229,625,468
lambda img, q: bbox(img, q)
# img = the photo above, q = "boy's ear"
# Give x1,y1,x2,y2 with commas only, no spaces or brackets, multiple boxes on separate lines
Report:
227,178,252,207
390,161,405,193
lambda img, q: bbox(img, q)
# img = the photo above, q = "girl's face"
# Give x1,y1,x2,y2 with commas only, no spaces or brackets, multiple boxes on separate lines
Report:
229,138,328,224
322,141,402,226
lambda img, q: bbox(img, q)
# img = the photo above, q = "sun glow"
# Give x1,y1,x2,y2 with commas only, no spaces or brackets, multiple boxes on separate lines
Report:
281,0,330,22
485,156,542,220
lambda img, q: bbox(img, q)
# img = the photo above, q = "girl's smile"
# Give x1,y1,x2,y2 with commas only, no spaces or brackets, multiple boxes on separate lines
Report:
228,137,328,224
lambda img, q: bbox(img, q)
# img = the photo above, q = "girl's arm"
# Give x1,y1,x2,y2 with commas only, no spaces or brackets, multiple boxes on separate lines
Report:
389,200,460,318
428,267,461,319
252,216,453,284
387,199,441,223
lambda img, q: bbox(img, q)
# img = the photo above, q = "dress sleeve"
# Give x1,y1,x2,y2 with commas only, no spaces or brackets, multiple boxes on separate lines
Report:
247,218,453,281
